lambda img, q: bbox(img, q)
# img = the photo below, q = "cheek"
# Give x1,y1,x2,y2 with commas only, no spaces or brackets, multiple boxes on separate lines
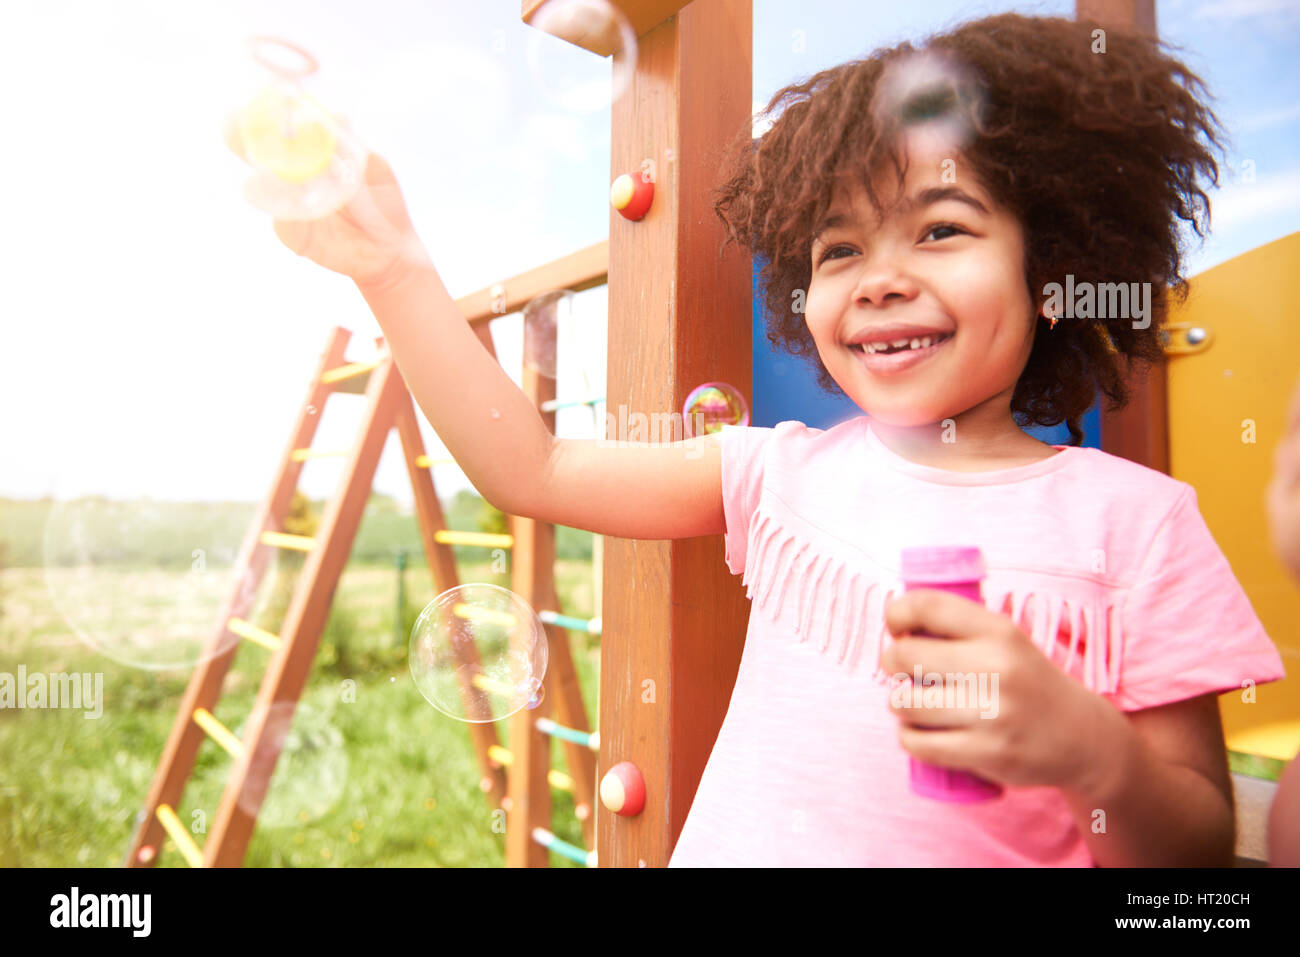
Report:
802,284,837,339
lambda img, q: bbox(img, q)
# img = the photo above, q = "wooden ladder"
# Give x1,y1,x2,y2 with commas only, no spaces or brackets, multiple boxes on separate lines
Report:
125,323,596,867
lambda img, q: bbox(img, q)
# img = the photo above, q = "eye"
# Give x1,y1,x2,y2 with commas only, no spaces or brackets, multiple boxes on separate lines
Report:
923,222,966,242
816,244,854,265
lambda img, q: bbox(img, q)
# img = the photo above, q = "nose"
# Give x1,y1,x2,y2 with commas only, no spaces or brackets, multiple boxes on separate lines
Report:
850,251,920,308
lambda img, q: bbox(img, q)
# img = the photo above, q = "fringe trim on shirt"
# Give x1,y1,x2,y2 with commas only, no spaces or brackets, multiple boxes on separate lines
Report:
741,509,1122,695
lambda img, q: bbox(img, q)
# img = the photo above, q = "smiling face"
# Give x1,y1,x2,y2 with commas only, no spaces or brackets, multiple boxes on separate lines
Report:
805,143,1039,442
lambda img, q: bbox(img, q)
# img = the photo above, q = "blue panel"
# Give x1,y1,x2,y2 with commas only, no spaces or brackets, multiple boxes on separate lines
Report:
751,259,1101,449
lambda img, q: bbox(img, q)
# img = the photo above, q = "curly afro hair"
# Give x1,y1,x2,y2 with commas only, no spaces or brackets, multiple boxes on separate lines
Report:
711,13,1228,445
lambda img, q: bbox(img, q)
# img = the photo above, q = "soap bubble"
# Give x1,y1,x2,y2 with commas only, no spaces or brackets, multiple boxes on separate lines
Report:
233,699,348,828
871,49,985,155
683,382,750,438
42,494,277,670
524,0,638,113
409,584,548,723
523,289,574,379
226,35,367,221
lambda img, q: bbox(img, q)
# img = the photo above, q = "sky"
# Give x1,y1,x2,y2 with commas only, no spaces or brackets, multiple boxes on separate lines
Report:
3,0,1298,509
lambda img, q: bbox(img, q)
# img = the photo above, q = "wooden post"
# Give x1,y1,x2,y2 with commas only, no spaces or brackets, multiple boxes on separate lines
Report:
598,0,754,867
1076,0,1167,473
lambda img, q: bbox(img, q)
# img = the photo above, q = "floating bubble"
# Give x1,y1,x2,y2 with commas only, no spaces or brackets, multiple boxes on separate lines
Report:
409,584,548,723
526,682,546,710
871,49,985,155
523,289,575,379
42,495,277,670
235,699,348,828
524,0,638,114
683,382,750,438
226,36,367,221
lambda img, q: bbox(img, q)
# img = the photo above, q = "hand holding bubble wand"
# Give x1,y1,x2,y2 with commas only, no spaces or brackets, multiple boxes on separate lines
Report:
225,35,432,289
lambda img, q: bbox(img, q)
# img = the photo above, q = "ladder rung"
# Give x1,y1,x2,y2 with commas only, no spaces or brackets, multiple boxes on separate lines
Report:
456,605,520,629
193,708,245,760
486,745,572,793
414,455,459,469
471,673,516,697
260,531,316,552
540,395,605,413
532,827,595,866
434,531,513,549
155,804,204,868
321,359,380,384
538,611,602,635
291,448,350,462
535,717,599,752
227,617,283,652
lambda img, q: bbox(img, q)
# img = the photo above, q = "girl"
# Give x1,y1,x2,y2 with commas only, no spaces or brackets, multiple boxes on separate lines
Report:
237,13,1286,866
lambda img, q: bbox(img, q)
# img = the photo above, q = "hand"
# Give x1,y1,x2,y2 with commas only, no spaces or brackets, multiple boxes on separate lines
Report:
881,588,1121,795
1266,373,1300,582
224,112,432,290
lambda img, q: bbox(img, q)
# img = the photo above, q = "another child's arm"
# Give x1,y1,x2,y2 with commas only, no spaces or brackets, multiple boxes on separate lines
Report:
1266,372,1300,866
1266,373,1300,580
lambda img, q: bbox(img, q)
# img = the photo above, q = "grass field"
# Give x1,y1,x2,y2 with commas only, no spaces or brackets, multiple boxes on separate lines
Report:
0,493,601,868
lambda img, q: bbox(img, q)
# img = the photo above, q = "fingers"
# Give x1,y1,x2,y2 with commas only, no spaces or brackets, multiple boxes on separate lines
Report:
884,588,1002,641
887,674,990,728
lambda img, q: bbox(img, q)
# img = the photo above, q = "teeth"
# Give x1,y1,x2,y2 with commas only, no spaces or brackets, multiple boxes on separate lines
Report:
861,334,944,354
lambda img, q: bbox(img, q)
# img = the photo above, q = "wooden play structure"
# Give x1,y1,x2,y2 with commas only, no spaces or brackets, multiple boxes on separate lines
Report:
127,0,1295,867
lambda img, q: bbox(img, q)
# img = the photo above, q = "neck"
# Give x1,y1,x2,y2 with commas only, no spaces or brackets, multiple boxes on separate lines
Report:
869,394,1052,470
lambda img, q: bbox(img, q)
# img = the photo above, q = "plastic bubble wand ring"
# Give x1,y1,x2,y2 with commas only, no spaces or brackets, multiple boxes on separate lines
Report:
230,35,366,221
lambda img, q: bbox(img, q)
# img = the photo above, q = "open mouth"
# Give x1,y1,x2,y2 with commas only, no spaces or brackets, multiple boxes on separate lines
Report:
850,332,954,355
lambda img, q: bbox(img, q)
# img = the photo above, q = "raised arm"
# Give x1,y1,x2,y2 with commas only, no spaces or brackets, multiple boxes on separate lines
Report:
358,260,726,542
240,147,725,542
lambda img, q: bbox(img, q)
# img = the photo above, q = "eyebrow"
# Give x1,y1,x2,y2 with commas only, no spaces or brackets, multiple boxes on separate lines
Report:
814,186,991,239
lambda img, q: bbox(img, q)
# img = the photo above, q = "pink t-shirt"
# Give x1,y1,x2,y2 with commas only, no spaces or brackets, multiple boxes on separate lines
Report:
667,416,1287,867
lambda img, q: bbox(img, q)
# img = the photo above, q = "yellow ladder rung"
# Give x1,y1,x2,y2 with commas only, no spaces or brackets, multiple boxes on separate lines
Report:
227,617,282,652
291,448,350,462
486,745,573,794
471,673,514,696
459,606,519,629
193,708,245,760
414,455,458,469
155,804,204,868
320,359,380,384
434,530,513,549
260,531,316,552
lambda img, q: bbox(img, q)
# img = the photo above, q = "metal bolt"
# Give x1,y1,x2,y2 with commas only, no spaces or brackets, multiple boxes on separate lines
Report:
1186,327,1207,345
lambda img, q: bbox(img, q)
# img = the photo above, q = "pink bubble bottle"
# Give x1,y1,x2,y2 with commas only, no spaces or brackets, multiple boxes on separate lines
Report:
899,546,1004,802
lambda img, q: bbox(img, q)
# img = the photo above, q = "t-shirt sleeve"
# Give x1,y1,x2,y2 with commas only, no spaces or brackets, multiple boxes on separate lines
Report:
1115,484,1287,711
719,424,775,576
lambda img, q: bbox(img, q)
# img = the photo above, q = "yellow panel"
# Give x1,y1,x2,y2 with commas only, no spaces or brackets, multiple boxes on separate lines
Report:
1166,231,1300,761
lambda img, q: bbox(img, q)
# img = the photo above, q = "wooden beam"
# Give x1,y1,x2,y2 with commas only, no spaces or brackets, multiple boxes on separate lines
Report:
522,1,693,55
1076,0,1167,472
599,0,753,868
456,240,608,327
506,355,558,867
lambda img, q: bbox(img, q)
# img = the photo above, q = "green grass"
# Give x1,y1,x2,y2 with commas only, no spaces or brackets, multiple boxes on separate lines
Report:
0,553,600,868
